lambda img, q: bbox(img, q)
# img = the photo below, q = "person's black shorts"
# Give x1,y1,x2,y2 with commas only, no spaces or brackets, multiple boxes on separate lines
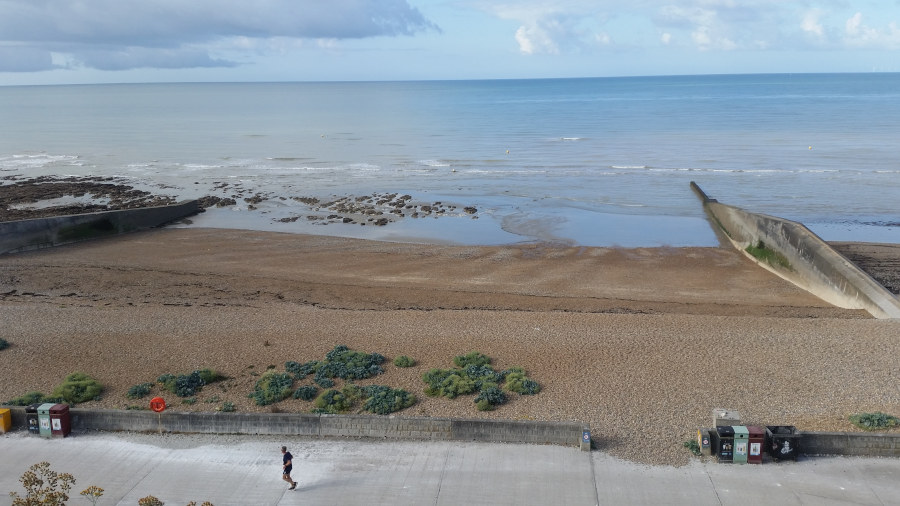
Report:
283,465,292,475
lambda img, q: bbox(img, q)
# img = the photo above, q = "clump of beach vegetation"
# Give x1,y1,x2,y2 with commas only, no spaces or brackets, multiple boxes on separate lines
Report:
423,351,541,411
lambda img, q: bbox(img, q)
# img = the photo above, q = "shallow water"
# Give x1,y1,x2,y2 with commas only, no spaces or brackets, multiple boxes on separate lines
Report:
2,74,898,246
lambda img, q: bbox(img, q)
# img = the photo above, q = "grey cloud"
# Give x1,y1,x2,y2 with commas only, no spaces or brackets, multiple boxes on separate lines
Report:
0,0,438,71
78,47,238,71
0,46,55,72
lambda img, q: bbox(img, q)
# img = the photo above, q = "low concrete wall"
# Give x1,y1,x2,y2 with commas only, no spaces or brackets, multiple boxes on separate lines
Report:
2,407,584,447
801,431,900,458
0,200,200,255
7,406,897,457
691,182,900,319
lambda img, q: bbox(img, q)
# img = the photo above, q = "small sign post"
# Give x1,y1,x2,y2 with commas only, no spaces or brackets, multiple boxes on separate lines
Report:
150,397,166,433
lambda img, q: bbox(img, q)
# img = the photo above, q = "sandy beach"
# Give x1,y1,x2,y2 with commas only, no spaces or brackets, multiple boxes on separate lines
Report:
1,228,899,466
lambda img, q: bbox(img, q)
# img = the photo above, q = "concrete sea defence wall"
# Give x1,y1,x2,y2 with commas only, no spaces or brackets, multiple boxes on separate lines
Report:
3,407,585,447
0,200,200,255
5,406,896,457
691,182,900,319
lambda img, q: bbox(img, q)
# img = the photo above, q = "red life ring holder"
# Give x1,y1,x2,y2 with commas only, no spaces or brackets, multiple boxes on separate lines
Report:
150,397,167,413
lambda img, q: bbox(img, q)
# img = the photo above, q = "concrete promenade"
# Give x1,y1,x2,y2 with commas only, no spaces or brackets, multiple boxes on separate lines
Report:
2,431,898,506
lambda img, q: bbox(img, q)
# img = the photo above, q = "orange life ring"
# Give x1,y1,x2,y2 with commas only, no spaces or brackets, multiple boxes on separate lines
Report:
149,397,166,413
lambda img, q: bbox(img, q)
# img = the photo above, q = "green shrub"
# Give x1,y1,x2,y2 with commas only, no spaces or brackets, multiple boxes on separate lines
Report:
423,369,476,399
316,345,386,381
393,355,416,368
293,385,318,401
422,353,542,413
504,371,541,395
157,369,222,398
173,372,205,398
126,383,154,400
313,388,354,414
362,386,416,415
423,368,456,395
285,360,319,379
249,371,294,406
0,338,9,351
182,397,197,405
683,440,701,456
849,412,900,431
314,376,335,388
463,364,502,389
51,372,103,404
474,386,507,411
220,401,236,412
453,351,490,368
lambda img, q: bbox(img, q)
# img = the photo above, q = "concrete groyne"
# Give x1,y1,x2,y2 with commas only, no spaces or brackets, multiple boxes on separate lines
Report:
692,182,900,319
0,200,200,255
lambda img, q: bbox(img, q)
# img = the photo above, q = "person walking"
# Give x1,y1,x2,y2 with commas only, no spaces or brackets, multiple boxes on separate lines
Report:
281,446,298,490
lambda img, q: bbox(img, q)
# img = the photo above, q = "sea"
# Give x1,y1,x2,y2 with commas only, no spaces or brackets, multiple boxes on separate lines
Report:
2,73,899,247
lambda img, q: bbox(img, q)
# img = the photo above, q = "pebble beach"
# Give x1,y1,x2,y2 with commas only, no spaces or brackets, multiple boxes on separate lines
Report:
2,227,899,467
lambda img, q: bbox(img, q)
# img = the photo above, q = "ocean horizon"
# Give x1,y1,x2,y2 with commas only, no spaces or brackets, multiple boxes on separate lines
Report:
2,73,899,246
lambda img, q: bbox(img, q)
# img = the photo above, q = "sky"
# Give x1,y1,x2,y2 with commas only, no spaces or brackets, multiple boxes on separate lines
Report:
1,0,899,85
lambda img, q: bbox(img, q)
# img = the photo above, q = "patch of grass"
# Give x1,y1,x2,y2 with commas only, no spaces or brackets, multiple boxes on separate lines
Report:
51,372,103,404
126,383,154,400
849,412,900,431
313,387,356,414
504,369,541,395
4,391,60,406
393,355,416,368
453,351,491,368
220,401,236,412
182,397,197,405
248,370,294,406
745,240,792,270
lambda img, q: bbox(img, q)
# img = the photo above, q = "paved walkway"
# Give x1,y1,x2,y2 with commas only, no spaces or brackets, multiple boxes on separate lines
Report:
1,431,897,505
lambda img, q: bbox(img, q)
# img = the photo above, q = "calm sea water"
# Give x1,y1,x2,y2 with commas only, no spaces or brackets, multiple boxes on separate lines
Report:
2,74,899,246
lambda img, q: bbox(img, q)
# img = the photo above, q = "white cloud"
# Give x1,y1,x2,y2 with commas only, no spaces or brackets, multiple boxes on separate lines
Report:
658,4,739,51
801,9,824,38
515,24,558,54
0,0,438,71
844,12,900,49
484,2,615,54
482,1,900,55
